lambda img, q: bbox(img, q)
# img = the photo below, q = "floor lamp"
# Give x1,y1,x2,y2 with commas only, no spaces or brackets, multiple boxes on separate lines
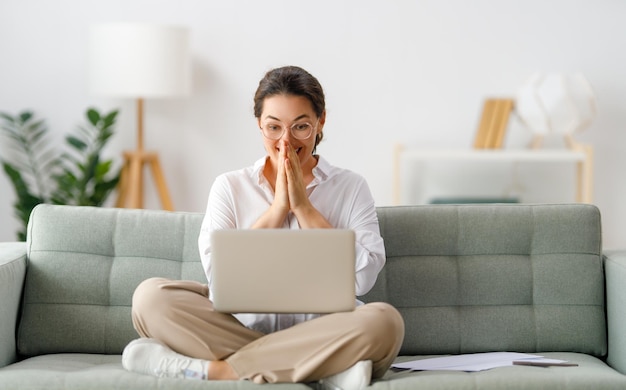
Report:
88,23,191,210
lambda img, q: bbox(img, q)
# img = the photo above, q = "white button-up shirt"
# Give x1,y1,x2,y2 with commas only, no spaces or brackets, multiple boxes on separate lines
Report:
198,156,385,334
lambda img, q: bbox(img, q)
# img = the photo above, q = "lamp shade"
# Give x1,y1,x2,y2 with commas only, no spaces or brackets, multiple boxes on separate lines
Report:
88,23,191,98
515,72,596,136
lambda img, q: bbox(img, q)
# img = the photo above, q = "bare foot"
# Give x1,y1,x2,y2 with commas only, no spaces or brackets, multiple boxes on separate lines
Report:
207,360,238,380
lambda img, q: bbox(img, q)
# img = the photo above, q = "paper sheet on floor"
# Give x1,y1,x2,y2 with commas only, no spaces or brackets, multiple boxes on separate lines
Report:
391,352,570,372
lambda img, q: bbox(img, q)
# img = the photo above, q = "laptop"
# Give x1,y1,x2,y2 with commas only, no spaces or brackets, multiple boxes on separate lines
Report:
210,229,356,314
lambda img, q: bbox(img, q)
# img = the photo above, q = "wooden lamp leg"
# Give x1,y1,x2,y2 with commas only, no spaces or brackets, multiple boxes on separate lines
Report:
147,152,174,211
115,98,174,211
127,152,144,209
116,151,145,209
115,157,130,208
115,151,174,210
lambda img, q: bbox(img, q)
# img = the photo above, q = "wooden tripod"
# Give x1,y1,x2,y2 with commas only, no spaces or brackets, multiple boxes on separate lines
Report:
115,98,174,211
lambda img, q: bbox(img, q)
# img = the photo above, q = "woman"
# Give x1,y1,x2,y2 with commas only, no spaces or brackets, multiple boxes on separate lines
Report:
122,66,405,390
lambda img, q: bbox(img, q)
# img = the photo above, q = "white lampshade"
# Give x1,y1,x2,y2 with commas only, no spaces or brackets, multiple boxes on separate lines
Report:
88,23,191,98
515,72,596,136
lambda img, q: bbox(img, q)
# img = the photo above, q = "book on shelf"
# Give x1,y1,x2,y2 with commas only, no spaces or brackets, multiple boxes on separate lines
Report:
473,98,514,149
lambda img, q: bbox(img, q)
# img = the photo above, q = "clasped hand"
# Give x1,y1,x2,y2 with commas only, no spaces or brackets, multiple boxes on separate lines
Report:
273,140,309,216
254,140,331,229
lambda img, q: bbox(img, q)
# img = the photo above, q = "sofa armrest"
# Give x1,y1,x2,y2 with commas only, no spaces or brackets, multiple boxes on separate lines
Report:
0,242,27,368
604,250,626,374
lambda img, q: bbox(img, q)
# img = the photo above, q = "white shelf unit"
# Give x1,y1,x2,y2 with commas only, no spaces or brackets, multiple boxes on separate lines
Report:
393,145,593,205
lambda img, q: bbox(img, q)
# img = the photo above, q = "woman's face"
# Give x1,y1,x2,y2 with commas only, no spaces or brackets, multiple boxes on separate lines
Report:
257,94,325,171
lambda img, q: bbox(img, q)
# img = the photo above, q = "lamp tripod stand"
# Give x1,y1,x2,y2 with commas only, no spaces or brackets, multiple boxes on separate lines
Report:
115,98,174,210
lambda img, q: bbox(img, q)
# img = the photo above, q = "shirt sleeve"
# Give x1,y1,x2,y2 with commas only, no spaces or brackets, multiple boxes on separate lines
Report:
345,176,386,296
198,174,236,289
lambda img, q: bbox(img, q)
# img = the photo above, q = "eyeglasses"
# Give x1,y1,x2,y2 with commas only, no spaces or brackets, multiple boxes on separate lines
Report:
260,121,316,140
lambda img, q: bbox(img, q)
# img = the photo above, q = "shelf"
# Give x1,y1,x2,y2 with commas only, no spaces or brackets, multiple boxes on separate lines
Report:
399,149,586,162
393,145,593,205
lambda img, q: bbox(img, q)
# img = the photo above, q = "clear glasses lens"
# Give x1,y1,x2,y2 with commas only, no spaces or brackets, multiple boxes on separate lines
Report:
261,122,313,140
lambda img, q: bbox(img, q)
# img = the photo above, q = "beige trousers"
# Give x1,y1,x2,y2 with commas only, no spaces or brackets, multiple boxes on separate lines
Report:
131,277,405,384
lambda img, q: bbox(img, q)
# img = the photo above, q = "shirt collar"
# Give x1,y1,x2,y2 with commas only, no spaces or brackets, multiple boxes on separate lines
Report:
312,155,330,182
253,156,268,186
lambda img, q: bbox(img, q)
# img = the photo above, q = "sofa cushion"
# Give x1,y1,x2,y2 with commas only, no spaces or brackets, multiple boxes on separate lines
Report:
383,352,626,389
0,353,312,389
1,352,625,390
362,204,605,357
18,205,206,357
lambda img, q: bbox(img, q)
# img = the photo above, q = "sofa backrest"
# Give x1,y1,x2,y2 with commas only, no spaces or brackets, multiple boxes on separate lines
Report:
18,205,206,356
361,204,605,357
18,203,605,358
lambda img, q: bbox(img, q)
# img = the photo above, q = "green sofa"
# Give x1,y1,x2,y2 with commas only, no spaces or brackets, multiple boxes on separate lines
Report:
1,203,626,389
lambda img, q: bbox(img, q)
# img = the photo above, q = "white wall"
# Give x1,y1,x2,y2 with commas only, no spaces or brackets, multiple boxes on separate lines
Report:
1,0,625,248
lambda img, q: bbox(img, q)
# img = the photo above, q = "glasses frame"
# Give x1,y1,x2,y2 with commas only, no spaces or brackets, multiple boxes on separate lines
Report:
259,120,319,140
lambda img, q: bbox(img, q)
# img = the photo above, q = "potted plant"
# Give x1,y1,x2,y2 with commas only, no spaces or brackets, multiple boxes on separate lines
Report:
0,108,121,241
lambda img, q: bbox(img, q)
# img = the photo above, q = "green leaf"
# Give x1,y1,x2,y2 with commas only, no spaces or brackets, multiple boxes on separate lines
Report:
1,111,55,203
84,153,99,180
102,110,119,128
87,108,100,126
4,131,26,143
39,150,62,167
30,128,49,145
2,161,44,240
25,119,46,134
0,112,15,123
76,124,93,140
18,111,33,123
66,135,88,151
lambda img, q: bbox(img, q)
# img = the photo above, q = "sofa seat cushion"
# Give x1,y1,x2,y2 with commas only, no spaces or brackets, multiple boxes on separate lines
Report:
0,354,311,389
1,353,624,389
384,352,626,389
